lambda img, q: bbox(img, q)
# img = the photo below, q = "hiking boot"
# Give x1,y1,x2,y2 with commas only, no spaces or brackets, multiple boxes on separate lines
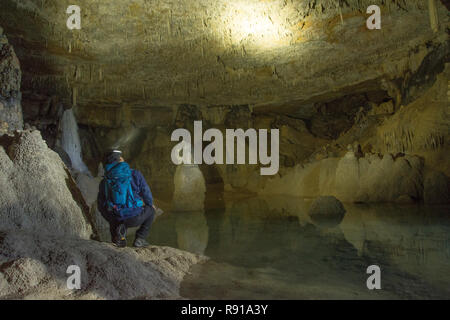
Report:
133,237,149,248
113,238,127,248
113,224,127,248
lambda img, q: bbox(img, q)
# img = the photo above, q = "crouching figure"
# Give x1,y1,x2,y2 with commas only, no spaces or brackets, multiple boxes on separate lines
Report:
97,149,157,248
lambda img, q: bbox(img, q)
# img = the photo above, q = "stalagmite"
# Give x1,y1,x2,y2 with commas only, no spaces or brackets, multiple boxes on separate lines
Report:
172,141,206,211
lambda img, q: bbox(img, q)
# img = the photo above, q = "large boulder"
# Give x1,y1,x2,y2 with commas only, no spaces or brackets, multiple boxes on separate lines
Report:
308,196,346,227
0,130,93,239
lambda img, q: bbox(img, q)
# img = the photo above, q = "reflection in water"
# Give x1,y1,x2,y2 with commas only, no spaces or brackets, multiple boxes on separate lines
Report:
147,196,450,299
175,210,209,255
172,158,206,211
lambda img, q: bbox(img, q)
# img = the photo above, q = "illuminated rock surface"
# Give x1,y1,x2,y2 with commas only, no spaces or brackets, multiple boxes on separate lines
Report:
0,1,448,197
0,0,449,300
0,130,206,299
0,130,92,239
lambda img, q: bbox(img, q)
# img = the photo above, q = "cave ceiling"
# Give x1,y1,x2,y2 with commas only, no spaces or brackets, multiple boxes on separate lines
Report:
0,0,448,116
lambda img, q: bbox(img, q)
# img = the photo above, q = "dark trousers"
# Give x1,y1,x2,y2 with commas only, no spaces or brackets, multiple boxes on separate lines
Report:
101,205,155,240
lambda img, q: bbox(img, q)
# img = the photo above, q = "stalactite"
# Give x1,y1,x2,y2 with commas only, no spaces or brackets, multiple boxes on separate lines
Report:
428,0,439,33
335,0,344,25
75,65,81,80
168,10,172,37
72,87,77,106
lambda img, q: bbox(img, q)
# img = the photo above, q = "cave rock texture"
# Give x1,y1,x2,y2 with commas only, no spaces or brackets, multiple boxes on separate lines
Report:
0,26,22,134
0,0,448,201
0,130,206,299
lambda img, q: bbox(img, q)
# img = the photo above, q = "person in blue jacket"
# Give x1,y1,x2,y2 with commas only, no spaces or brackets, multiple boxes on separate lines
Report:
97,149,156,248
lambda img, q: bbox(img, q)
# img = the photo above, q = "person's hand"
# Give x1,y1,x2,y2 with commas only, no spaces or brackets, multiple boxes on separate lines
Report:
152,204,156,210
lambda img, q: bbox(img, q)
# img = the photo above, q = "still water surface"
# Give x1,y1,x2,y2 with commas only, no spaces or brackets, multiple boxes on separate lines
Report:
144,196,450,299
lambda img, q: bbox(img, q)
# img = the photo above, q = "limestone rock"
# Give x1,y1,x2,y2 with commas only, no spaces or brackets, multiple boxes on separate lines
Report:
0,257,48,295
395,195,416,204
75,172,101,207
368,100,395,116
74,171,110,239
308,196,346,227
0,130,93,239
1,1,447,109
356,154,424,203
0,230,206,299
260,152,425,203
335,152,360,202
0,26,22,132
0,2,448,201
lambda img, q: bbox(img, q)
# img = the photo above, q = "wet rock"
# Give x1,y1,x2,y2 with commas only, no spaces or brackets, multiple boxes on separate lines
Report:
395,195,416,204
308,196,346,227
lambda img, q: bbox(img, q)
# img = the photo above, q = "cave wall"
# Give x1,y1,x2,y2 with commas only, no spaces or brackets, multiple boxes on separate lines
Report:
0,26,22,134
0,1,448,202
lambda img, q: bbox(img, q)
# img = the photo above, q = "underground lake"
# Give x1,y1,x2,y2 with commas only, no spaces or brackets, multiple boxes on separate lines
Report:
119,196,450,299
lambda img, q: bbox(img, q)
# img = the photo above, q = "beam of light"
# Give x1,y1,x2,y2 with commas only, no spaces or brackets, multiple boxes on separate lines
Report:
218,1,291,50
111,127,140,150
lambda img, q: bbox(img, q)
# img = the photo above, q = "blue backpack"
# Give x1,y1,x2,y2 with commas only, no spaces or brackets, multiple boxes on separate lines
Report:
104,162,144,219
